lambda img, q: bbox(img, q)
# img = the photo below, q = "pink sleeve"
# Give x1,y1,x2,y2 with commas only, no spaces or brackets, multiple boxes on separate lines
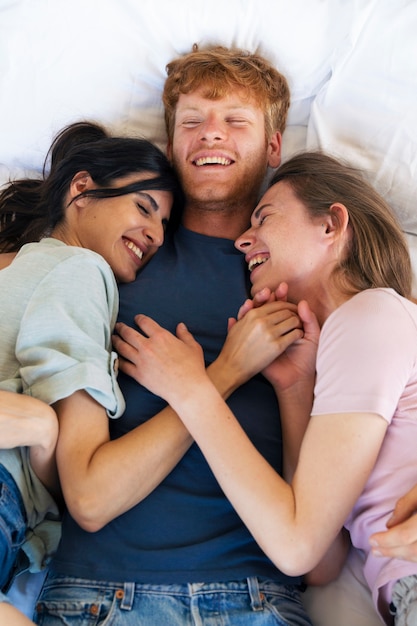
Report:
312,289,417,421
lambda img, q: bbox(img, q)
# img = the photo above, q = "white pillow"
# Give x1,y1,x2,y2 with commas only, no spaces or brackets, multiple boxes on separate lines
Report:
307,0,417,237
0,0,349,183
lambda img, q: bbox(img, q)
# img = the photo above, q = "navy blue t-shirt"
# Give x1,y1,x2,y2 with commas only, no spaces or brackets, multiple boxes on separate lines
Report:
51,226,300,586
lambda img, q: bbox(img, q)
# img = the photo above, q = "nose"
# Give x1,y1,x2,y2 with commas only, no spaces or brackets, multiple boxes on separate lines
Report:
235,228,254,252
144,220,164,248
199,115,226,142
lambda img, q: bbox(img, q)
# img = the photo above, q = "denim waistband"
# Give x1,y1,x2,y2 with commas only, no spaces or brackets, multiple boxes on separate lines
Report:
45,572,299,600
38,573,311,624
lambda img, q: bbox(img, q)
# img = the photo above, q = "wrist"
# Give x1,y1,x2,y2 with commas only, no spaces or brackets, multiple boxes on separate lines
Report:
169,377,225,429
206,356,243,400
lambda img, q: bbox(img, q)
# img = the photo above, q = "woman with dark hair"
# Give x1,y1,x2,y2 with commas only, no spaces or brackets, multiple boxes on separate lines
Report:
0,120,182,621
122,152,417,624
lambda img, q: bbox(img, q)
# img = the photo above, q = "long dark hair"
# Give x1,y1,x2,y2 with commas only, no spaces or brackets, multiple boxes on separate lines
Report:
0,121,183,252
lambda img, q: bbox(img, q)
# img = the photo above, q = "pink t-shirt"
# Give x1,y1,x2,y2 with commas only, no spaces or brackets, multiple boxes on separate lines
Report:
312,288,417,623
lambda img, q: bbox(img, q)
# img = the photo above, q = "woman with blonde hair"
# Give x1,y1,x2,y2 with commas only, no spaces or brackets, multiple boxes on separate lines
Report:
123,152,417,625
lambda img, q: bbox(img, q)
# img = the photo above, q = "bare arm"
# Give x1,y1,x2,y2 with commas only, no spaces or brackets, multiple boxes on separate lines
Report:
0,603,36,626
304,527,351,586
260,298,318,480
56,299,302,531
124,313,389,576
166,384,385,575
263,299,350,583
54,390,192,532
0,390,59,495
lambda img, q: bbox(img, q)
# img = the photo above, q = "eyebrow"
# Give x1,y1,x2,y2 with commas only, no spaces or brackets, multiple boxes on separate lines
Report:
177,105,257,116
137,191,158,212
253,203,272,220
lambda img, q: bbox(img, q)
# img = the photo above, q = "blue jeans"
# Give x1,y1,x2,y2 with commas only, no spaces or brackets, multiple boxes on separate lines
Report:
34,574,312,625
0,464,28,593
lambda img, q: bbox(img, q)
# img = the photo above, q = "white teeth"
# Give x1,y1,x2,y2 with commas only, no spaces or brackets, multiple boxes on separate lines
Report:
248,255,268,272
195,156,232,166
125,240,143,260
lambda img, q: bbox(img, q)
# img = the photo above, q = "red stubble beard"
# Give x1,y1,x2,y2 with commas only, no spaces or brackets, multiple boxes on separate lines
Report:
173,155,269,213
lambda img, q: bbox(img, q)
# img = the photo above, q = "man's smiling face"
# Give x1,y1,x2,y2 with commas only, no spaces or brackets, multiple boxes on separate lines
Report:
169,88,274,211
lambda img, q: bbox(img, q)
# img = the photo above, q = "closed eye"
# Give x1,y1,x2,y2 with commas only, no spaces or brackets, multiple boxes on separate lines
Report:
136,203,150,216
253,203,274,227
135,192,158,217
182,119,202,128
227,118,249,126
257,212,269,226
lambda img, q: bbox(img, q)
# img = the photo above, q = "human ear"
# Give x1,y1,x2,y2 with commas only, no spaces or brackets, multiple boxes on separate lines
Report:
322,203,350,240
267,131,282,168
69,171,94,206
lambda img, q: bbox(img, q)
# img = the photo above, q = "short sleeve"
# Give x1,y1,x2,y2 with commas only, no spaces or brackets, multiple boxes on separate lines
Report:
16,253,125,418
312,290,417,422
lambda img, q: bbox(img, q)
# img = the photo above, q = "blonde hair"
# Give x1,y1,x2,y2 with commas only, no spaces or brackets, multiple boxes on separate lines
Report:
163,44,290,143
270,152,412,298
